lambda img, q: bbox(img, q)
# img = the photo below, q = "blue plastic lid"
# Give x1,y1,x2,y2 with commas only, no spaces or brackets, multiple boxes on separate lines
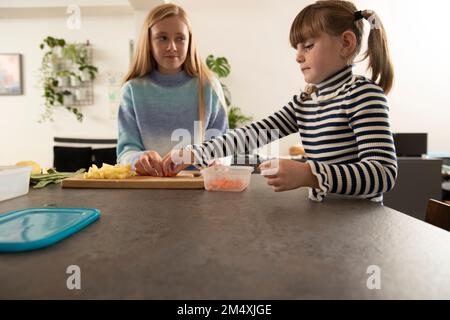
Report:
0,207,100,252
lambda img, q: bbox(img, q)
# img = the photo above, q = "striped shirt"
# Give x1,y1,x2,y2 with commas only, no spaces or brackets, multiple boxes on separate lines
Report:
187,65,398,202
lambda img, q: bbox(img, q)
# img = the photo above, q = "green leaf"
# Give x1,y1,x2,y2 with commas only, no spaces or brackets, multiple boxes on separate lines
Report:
228,105,252,129
205,54,231,78
47,168,57,174
205,54,251,129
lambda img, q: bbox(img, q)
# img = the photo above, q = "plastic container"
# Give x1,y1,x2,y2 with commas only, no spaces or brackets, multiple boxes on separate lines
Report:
201,165,254,192
0,166,32,202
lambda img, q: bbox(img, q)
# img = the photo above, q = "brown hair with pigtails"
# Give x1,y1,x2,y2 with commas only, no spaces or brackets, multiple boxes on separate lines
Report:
289,0,394,94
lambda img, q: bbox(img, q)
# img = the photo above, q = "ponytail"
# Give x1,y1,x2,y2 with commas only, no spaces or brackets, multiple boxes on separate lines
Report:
359,10,394,94
290,1,394,94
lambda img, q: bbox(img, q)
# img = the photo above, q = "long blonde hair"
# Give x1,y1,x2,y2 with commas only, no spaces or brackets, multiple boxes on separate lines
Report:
289,0,394,94
123,3,224,140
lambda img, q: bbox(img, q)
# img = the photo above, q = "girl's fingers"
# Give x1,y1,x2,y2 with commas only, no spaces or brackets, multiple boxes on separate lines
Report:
260,168,278,178
208,160,222,167
148,153,163,177
136,159,154,176
142,156,156,176
266,177,285,192
266,177,281,187
259,159,280,177
161,154,176,176
160,154,170,176
152,160,163,176
273,186,285,192
161,149,192,177
135,161,146,176
163,162,171,177
259,160,271,170
168,150,187,176
167,163,183,177
169,163,179,176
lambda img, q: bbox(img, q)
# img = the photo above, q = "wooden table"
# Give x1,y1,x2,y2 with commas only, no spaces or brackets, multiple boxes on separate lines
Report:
1,175,450,299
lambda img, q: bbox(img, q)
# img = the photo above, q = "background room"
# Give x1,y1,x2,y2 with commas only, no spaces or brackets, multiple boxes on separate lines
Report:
1,0,449,216
1,0,449,166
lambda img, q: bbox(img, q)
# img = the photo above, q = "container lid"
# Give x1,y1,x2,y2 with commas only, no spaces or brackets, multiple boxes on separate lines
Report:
0,207,100,252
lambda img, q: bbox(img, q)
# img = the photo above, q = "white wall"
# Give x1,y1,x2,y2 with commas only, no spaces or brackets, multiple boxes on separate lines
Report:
1,0,449,167
175,0,450,155
0,12,134,167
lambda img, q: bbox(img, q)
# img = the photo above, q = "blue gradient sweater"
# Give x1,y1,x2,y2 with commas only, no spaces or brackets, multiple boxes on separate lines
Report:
117,70,228,168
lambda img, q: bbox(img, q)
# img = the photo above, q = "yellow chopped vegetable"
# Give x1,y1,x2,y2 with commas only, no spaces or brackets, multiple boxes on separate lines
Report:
84,163,135,179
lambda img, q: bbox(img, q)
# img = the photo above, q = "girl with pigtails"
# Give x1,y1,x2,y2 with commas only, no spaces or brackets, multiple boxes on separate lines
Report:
163,0,397,202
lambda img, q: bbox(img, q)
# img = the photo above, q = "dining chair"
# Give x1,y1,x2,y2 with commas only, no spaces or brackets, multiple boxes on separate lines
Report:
425,199,450,231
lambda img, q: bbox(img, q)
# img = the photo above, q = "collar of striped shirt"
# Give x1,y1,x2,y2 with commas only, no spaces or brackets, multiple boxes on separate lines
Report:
314,65,354,97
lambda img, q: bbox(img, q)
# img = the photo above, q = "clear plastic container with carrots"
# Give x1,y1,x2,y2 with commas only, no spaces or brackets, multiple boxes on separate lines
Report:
201,165,254,192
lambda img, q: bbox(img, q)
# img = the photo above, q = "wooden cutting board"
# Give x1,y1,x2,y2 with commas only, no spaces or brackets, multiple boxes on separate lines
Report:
61,171,204,189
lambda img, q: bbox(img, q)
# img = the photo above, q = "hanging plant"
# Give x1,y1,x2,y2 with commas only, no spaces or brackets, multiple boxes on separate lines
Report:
38,36,97,122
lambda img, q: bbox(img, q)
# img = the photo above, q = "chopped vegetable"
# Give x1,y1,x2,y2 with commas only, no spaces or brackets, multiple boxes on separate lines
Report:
84,163,135,179
15,160,42,175
30,168,85,189
207,177,244,191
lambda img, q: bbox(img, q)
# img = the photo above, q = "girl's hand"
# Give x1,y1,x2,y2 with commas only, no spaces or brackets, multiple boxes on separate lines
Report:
207,159,224,167
161,149,194,177
135,150,164,176
259,159,319,192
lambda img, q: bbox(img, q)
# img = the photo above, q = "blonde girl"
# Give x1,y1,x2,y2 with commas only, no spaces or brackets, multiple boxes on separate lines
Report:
117,3,228,176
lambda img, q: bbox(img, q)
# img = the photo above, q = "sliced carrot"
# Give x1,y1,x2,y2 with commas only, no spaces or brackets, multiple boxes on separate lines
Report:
208,177,244,190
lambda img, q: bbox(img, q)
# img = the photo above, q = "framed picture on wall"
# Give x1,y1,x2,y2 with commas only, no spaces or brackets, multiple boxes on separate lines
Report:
0,53,23,95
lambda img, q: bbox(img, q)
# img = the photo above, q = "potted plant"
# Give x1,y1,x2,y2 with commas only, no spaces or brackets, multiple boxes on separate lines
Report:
70,74,81,86
38,36,98,122
79,65,98,81
62,90,74,106
63,42,98,82
56,70,71,87
205,54,252,129
206,55,254,165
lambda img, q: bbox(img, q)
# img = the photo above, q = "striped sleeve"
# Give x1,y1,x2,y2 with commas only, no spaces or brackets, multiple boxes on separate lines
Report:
187,99,299,166
307,83,398,201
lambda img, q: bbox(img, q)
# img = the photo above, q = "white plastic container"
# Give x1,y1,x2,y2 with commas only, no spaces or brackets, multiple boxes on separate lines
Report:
201,165,254,192
0,166,32,202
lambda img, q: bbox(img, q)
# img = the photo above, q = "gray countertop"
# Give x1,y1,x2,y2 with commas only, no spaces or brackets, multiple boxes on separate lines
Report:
1,175,450,299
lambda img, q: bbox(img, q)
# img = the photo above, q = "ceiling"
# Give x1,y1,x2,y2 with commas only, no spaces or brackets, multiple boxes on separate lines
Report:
0,0,165,10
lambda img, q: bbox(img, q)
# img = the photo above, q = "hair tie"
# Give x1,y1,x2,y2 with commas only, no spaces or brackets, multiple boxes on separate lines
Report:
354,10,364,21
354,10,382,30
300,85,317,100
